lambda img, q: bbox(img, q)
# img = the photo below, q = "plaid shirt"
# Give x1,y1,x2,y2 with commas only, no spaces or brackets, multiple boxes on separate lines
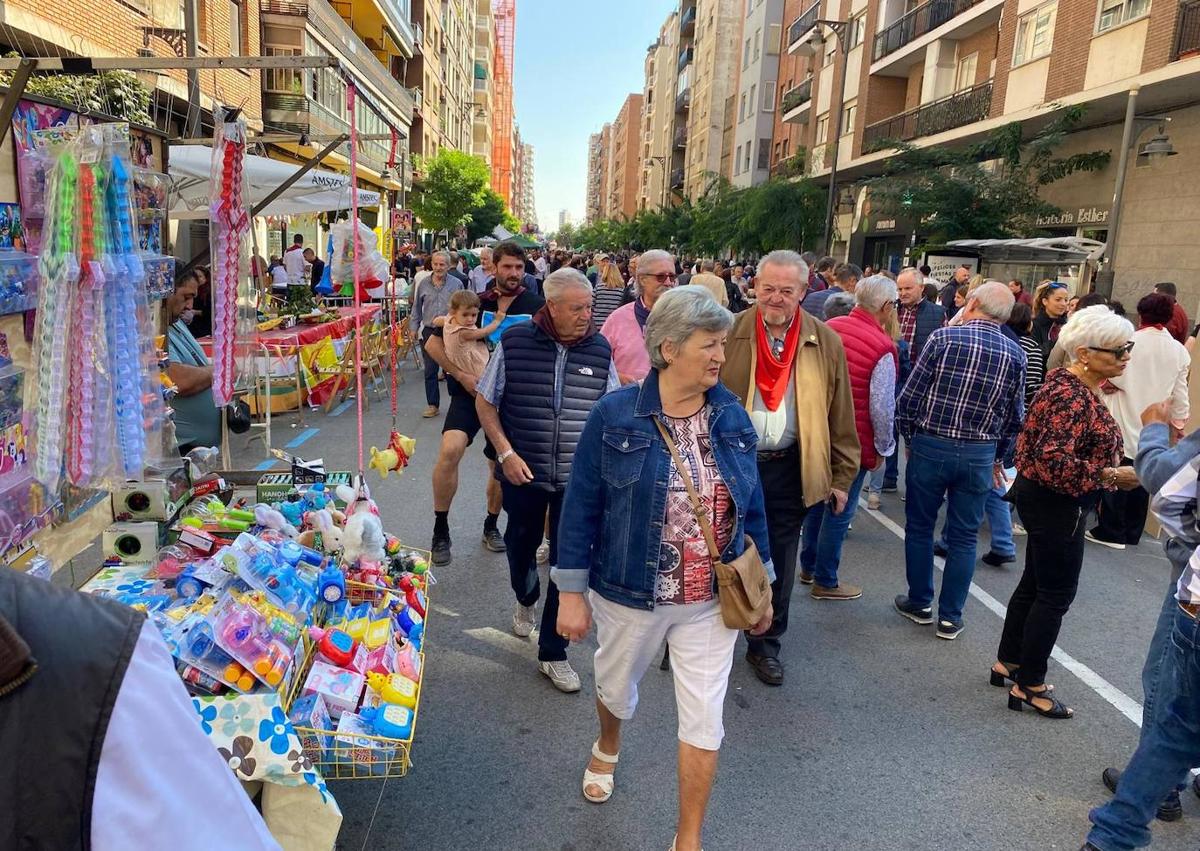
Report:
898,302,918,349
897,319,1026,460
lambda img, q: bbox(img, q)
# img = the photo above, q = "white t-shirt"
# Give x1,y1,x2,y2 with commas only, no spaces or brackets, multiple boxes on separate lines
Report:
270,265,290,288
283,247,307,285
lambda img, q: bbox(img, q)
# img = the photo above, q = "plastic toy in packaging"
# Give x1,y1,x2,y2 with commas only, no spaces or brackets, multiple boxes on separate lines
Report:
365,671,419,709
333,712,396,775
308,626,358,668
359,704,414,740
289,693,333,760
302,660,365,719
211,593,299,688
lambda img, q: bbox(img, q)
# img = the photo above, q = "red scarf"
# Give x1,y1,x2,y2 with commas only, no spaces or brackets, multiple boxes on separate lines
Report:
755,310,801,411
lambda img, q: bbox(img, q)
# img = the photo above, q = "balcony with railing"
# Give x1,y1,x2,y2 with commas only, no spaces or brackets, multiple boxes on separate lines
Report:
673,125,688,148
863,80,993,150
680,4,697,35
675,85,691,113
872,0,1001,65
787,1,821,54
670,168,685,188
373,0,417,54
678,46,694,71
780,78,813,123
1174,0,1200,59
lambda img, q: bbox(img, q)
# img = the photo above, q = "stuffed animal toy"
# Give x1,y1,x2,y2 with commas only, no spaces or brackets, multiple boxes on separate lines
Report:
368,432,415,478
342,511,386,565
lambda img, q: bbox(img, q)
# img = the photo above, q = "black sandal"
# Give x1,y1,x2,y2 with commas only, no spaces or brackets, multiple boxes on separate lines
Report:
990,663,1053,692
1008,685,1073,719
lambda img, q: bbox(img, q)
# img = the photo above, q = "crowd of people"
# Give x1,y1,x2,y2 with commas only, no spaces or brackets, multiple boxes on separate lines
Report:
405,236,1199,851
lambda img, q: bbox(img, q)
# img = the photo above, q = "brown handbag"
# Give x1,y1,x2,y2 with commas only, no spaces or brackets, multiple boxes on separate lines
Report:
653,419,772,630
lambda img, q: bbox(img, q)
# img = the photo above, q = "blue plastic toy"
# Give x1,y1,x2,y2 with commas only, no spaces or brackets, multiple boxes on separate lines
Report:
359,704,414,739
319,563,345,604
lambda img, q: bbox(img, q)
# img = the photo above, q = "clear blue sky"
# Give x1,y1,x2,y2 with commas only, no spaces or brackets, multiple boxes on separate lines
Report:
513,0,677,230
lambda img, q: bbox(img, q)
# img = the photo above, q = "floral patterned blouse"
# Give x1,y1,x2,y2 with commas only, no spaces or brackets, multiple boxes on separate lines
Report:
655,406,734,606
1016,368,1123,498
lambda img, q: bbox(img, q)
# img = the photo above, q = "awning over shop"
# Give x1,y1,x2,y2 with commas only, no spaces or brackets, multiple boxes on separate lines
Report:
169,145,382,219
943,237,1105,263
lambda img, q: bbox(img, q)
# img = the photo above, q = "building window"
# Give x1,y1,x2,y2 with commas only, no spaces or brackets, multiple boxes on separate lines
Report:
816,113,829,142
749,83,756,115
774,140,782,161
823,39,836,67
763,80,775,112
229,0,242,55
739,93,747,121
753,28,761,61
841,103,856,135
849,15,866,48
1013,2,1057,64
734,144,743,174
744,37,752,69
757,138,771,170
1097,0,1149,31
955,51,978,90
743,144,751,173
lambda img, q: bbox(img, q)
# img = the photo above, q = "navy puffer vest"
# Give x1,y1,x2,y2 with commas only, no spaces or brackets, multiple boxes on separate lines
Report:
499,321,612,491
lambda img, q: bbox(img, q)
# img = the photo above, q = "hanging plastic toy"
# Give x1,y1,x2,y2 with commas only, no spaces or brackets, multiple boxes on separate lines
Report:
368,431,415,478
209,111,249,407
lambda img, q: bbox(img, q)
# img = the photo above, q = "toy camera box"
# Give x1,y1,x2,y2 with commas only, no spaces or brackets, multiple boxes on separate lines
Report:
333,712,396,776
289,693,333,761
302,660,364,719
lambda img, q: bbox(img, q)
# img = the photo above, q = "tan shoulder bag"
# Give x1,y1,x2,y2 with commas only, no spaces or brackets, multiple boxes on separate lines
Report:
653,418,771,630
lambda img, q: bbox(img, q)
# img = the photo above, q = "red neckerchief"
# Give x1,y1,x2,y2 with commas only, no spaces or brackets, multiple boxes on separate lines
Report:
755,309,801,411
532,306,597,348
482,284,526,309
1139,322,1166,331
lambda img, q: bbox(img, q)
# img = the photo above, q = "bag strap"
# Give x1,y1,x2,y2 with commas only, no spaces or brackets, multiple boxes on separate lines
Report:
653,418,722,562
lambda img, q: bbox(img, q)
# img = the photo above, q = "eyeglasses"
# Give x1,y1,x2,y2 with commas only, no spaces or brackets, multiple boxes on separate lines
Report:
641,272,678,284
1088,341,1135,358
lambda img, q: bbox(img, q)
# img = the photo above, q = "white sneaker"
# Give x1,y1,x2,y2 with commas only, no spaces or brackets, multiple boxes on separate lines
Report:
539,659,581,693
867,492,881,510
1085,530,1126,550
1011,522,1027,536
536,538,550,565
513,603,537,637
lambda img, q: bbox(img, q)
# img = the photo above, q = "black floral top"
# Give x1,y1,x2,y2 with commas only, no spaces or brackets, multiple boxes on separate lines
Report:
1016,368,1123,498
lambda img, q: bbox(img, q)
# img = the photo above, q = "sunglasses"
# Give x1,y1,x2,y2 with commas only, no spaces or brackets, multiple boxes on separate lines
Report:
641,272,678,284
1088,341,1135,357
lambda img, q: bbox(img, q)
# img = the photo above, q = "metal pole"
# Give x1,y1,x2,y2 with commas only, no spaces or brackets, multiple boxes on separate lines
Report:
183,0,201,139
0,59,37,149
822,24,849,256
1095,86,1139,299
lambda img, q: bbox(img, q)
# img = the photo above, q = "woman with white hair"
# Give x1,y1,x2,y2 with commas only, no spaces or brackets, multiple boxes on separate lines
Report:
555,285,773,851
993,305,1140,719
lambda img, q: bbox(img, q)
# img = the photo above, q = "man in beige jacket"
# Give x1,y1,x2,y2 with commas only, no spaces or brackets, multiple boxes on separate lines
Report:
719,249,860,686
691,260,729,307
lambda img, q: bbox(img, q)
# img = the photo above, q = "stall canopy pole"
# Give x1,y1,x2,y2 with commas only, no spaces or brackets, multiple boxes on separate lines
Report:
180,134,348,274
348,81,365,478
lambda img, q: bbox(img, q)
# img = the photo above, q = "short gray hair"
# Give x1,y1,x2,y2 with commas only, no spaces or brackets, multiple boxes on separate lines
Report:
969,281,1016,322
700,259,715,272
432,250,452,266
823,291,855,320
1058,305,1135,364
855,274,898,311
896,266,921,287
758,249,809,283
631,248,674,296
644,285,733,370
543,268,592,302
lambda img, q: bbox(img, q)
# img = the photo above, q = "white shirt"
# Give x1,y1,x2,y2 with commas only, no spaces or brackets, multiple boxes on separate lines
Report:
270,265,290,287
283,247,306,286
749,379,797,451
93,622,281,850
1103,326,1190,457
534,256,547,279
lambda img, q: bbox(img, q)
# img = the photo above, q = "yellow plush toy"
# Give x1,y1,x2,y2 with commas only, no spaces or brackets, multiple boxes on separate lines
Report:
369,432,416,478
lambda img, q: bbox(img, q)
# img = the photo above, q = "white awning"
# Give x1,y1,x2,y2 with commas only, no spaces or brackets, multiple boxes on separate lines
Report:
169,145,381,219
945,237,1106,263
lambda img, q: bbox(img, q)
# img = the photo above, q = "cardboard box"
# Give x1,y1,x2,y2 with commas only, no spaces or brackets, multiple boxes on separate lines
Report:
289,693,333,761
301,660,364,719
333,712,396,776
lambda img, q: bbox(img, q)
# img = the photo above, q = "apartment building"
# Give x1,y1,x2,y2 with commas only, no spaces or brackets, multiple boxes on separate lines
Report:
607,94,645,220
681,0,742,199
492,0,516,204
586,125,612,223
472,0,495,165
771,0,1200,304
403,0,472,159
732,0,786,186
639,16,684,210
515,140,537,228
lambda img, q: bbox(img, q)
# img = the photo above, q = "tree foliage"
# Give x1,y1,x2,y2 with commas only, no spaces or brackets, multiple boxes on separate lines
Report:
410,149,491,237
0,58,152,126
572,173,824,258
866,106,1111,248
465,188,507,243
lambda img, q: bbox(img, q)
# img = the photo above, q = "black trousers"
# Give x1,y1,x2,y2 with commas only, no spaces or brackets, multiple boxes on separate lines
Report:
746,446,809,659
1093,456,1150,545
501,481,566,662
997,477,1093,687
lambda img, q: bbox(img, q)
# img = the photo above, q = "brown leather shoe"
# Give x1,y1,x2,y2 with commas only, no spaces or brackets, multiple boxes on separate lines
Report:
745,653,783,685
811,582,863,600
798,571,814,585
422,405,439,418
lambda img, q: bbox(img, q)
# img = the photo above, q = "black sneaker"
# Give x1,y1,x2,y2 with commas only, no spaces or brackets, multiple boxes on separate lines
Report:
881,484,898,493
894,595,934,625
936,619,964,640
933,541,948,558
431,534,452,566
981,551,1016,567
1102,767,1184,821
481,528,506,553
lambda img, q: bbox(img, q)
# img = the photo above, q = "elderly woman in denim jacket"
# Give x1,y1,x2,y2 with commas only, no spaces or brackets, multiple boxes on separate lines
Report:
554,285,773,851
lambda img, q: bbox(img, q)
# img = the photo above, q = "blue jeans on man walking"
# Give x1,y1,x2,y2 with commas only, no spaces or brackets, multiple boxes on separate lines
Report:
903,433,995,625
936,484,1016,558
1086,604,1200,849
800,467,869,588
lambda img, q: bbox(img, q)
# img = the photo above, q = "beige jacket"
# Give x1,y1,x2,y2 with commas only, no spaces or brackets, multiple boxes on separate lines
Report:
720,306,860,507
691,272,729,307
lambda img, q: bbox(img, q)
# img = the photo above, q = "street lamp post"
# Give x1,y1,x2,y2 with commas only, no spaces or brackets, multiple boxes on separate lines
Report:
809,20,850,256
646,155,668,210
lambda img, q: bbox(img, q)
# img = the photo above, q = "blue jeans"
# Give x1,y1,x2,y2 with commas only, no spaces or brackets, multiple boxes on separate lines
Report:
800,467,869,588
1087,605,1200,849
904,433,996,624
420,327,440,408
936,484,1015,557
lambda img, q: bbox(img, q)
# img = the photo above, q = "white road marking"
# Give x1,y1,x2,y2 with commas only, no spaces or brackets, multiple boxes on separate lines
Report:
464,626,538,654
861,501,1144,727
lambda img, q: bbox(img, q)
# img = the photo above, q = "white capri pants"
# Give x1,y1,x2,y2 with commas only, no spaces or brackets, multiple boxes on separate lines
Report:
590,590,739,751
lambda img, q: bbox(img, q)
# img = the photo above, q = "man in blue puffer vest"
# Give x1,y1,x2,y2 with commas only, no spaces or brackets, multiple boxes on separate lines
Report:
477,268,621,692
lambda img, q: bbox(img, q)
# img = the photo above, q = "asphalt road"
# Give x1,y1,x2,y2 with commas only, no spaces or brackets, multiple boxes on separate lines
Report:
229,368,1199,851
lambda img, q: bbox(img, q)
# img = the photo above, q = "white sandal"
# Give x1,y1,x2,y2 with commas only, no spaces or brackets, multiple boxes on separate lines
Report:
669,837,703,851
582,741,619,803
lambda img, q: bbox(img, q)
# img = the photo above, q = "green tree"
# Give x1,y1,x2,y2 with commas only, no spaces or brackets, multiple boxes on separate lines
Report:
739,177,826,255
866,106,1111,248
0,57,152,125
410,149,491,240
552,221,577,248
465,188,508,243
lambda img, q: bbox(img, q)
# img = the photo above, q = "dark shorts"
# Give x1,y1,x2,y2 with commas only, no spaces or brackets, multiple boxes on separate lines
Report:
442,392,496,460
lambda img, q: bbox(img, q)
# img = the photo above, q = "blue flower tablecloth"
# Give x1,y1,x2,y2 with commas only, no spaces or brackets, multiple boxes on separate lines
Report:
194,691,342,851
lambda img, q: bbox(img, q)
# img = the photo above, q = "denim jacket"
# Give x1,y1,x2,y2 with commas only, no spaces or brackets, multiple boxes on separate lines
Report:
553,370,774,610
